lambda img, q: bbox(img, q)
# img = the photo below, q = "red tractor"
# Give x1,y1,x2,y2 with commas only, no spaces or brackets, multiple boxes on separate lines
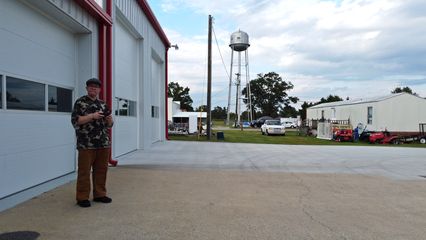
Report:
369,131,399,144
333,129,353,142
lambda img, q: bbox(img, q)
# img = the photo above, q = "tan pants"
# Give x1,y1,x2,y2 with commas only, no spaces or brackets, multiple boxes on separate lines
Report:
76,148,110,201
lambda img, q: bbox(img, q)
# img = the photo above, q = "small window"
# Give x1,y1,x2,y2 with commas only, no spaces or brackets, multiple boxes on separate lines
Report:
321,110,325,120
367,106,373,124
48,86,72,112
128,100,136,116
151,106,159,118
115,97,136,116
6,76,45,111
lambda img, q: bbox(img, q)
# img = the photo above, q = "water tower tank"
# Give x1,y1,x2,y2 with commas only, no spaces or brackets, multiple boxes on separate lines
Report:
229,30,250,52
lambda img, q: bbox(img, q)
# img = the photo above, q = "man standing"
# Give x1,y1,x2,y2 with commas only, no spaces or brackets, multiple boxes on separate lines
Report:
71,78,114,208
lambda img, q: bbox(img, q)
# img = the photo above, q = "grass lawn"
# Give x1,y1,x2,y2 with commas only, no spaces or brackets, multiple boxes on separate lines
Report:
169,129,426,148
212,119,227,127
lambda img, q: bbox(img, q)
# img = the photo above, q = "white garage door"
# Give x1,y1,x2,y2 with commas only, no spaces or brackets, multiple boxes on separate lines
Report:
0,1,76,198
113,19,139,157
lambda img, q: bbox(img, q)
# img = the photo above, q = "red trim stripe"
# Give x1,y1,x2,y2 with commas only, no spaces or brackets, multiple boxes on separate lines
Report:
98,24,106,100
137,0,171,48
74,0,112,26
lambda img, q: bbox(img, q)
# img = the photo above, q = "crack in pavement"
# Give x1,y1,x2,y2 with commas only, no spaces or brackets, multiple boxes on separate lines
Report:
293,173,348,240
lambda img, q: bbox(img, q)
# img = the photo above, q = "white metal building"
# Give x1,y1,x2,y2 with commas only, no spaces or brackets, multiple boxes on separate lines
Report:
307,93,426,132
0,0,170,211
112,0,169,157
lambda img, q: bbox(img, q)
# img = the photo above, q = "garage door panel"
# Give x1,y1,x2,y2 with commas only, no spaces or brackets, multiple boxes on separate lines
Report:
0,113,75,199
115,20,138,100
113,18,139,156
0,144,75,199
0,0,77,199
0,29,75,86
113,117,138,157
0,0,75,86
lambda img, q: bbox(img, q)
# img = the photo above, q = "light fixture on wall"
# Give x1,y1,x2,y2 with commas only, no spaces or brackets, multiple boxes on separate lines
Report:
171,44,179,50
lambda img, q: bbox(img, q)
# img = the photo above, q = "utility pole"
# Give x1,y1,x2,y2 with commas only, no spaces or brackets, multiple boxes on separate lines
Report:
206,15,212,140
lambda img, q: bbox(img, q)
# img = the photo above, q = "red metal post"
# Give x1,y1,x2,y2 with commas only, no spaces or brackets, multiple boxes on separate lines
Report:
98,24,106,100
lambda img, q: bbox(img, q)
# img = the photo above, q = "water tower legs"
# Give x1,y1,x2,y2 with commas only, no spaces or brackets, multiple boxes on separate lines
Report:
226,50,234,126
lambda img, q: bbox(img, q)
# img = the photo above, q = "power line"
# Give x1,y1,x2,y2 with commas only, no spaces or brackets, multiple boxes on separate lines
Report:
211,25,233,106
212,25,230,80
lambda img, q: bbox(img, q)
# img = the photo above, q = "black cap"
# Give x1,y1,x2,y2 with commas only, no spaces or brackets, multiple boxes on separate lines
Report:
86,78,101,87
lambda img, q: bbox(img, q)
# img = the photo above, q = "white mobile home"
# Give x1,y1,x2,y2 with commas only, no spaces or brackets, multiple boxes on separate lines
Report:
307,93,426,133
0,0,170,211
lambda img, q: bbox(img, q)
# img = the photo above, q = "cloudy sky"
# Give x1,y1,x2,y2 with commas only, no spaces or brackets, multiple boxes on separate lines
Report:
147,0,426,109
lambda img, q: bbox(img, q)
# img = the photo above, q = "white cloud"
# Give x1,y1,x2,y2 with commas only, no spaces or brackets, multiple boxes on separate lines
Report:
158,0,426,108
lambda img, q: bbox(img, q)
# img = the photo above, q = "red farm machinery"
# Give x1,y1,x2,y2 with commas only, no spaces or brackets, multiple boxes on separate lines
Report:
369,123,426,144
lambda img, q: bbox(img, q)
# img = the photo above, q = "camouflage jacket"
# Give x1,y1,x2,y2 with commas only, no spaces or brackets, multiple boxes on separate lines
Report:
71,95,112,150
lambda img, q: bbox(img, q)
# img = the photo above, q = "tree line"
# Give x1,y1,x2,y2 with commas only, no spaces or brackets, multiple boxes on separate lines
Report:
168,73,418,121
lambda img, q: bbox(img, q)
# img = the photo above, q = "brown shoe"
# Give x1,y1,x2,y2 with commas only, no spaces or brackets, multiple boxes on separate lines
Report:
93,196,112,203
77,200,91,208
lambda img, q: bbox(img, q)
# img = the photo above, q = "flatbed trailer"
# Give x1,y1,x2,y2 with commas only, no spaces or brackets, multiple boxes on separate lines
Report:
419,123,426,144
369,123,426,144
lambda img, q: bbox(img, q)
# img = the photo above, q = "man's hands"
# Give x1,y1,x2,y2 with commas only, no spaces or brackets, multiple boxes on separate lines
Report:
91,111,104,120
104,114,114,127
77,111,113,126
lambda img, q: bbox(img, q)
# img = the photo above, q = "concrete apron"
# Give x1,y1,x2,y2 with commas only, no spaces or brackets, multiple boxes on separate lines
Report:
1,141,426,240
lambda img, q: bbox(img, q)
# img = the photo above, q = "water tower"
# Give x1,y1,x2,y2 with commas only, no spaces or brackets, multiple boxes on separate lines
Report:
226,30,252,126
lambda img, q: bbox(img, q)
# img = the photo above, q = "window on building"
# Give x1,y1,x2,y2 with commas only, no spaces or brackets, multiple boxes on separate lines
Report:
321,110,325,120
128,101,136,116
0,75,2,109
367,106,373,124
6,76,45,111
48,86,72,112
151,106,159,118
331,108,336,119
115,97,136,116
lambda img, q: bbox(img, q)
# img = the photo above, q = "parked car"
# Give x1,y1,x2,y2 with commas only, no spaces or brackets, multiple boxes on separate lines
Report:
282,121,297,128
252,116,273,128
261,120,286,135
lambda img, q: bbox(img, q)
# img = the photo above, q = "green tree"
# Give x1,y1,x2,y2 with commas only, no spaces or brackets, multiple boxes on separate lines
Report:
316,95,343,105
195,105,207,112
298,101,314,120
279,105,298,118
168,82,194,111
391,86,416,95
242,72,298,118
298,95,342,121
211,106,227,119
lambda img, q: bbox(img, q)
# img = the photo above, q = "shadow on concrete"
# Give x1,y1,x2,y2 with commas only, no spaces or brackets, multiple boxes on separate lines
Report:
0,231,40,240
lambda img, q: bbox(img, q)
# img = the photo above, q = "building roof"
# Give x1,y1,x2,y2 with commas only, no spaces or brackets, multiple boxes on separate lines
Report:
137,0,171,48
173,112,207,118
308,93,417,109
